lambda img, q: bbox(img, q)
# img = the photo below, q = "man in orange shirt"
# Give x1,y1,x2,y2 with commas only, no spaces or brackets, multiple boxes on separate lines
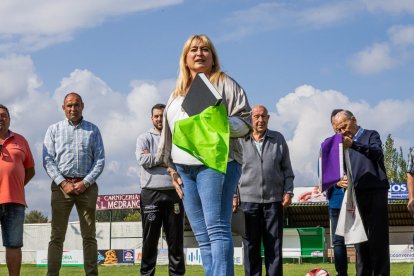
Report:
0,104,35,276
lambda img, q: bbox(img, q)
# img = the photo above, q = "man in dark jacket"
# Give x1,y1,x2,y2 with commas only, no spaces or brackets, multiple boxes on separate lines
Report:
234,105,294,276
332,109,390,276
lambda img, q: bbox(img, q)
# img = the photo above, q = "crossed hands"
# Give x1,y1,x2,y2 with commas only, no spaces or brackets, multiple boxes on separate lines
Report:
61,179,87,195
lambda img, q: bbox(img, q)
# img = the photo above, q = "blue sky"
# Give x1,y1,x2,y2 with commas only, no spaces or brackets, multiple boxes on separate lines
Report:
1,0,414,218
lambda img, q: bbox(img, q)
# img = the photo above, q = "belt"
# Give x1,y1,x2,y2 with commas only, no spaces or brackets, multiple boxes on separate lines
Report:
64,177,84,182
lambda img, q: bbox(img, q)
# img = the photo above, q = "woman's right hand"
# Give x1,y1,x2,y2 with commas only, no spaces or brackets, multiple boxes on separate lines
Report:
171,172,184,199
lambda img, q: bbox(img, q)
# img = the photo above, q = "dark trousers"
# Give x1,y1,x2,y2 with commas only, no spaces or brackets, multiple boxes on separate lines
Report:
329,208,348,276
140,188,185,276
354,188,390,276
240,202,283,276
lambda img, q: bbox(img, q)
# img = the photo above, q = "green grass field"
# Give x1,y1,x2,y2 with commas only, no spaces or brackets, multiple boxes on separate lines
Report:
0,263,412,276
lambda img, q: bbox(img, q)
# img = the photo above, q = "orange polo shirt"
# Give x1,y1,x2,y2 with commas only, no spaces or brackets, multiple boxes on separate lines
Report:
0,131,34,205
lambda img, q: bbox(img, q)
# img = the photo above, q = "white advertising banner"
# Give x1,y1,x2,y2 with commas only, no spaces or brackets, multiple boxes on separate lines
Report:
36,250,83,267
186,248,203,265
134,248,168,265
135,247,243,266
390,245,414,263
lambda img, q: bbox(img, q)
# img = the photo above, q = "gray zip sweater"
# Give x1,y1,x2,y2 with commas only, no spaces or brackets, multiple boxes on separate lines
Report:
238,130,294,203
136,128,172,190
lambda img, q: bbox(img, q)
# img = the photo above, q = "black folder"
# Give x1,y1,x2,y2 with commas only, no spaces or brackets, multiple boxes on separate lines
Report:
182,73,222,116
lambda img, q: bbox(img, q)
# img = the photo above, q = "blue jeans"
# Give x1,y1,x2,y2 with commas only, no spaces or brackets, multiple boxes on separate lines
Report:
176,161,240,276
0,203,25,248
329,208,348,276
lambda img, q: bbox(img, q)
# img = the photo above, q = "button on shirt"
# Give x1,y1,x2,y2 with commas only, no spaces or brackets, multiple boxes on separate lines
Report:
43,118,105,186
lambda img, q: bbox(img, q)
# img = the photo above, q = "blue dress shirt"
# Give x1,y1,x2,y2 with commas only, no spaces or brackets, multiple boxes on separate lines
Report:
43,118,105,186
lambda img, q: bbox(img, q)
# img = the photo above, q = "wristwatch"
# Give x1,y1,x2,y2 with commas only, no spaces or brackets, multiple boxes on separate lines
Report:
83,181,91,189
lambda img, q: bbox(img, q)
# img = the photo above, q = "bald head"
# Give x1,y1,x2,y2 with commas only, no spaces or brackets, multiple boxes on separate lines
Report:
252,105,268,114
63,92,83,104
252,105,269,136
331,109,358,139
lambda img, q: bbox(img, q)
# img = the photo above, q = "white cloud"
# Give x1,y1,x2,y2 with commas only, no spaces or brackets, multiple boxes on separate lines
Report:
219,1,363,41
349,43,398,74
2,55,413,217
0,54,174,217
299,2,362,26
350,24,414,75
0,54,42,101
268,85,414,187
51,68,174,196
388,25,414,46
219,3,287,41
363,0,414,14
0,0,182,52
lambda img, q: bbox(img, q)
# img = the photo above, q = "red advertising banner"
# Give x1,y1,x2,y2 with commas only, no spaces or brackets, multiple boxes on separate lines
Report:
96,193,140,210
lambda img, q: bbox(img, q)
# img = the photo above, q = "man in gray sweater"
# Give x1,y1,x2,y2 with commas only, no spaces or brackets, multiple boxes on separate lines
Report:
234,105,294,276
136,104,185,276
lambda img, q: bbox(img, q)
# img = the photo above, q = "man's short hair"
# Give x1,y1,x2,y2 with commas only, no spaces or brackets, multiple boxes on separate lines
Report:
151,104,166,116
331,109,354,122
63,92,83,104
0,104,10,118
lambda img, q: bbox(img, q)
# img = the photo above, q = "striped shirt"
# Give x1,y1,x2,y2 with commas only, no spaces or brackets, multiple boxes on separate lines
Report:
407,147,414,173
43,118,105,185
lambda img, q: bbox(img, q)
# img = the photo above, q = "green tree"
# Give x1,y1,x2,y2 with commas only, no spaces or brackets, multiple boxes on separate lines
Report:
96,209,140,222
383,134,398,182
25,210,48,223
383,134,407,183
123,211,141,222
397,147,407,183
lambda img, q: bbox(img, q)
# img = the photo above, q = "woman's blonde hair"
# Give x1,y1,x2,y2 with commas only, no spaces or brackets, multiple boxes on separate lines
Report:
173,34,225,97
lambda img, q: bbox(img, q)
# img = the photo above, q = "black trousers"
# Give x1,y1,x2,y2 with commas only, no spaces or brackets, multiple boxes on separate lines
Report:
140,189,185,276
241,202,283,276
354,188,390,276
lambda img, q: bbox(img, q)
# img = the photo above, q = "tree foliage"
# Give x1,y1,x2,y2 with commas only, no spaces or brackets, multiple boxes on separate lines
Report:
25,210,48,223
96,209,141,222
383,134,407,183
123,211,141,222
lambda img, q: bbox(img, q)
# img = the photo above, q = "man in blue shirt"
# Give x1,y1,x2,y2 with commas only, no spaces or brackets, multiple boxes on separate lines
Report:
43,92,105,276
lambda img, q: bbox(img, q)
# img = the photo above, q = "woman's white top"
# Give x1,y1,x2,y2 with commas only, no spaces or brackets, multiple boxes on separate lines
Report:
167,96,203,165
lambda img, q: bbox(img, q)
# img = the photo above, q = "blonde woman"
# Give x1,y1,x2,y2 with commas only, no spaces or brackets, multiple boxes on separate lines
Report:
157,34,251,276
